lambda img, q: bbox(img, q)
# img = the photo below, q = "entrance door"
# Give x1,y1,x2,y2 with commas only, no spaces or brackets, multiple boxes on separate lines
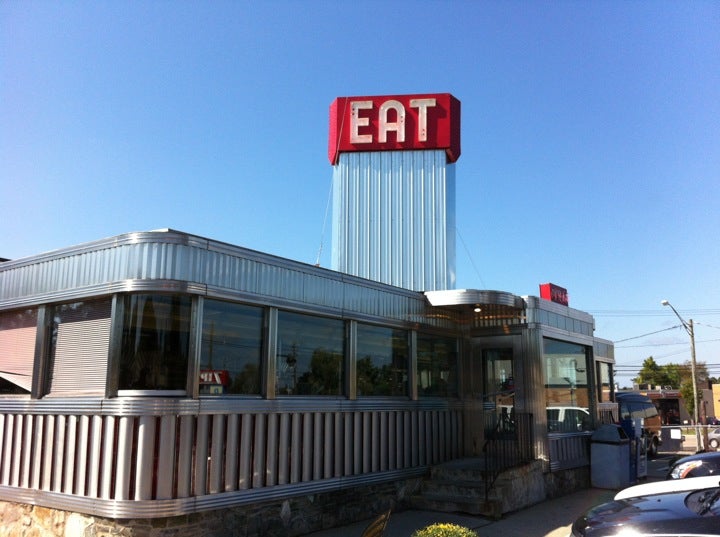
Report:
466,341,518,456
483,348,514,430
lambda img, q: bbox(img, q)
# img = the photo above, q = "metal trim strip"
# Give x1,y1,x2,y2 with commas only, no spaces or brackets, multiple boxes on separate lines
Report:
0,468,427,518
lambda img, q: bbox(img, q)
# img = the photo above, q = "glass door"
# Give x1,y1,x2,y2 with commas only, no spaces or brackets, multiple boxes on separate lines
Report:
483,348,514,430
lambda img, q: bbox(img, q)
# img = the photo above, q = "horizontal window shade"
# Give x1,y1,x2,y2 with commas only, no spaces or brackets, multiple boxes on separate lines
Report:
48,300,111,396
0,326,36,391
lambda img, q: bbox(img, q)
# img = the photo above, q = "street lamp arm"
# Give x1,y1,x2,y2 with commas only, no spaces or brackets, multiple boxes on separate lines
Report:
661,299,691,335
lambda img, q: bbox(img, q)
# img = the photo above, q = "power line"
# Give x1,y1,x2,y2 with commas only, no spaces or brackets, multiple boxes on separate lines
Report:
456,227,486,288
614,326,680,343
588,309,720,317
616,338,720,349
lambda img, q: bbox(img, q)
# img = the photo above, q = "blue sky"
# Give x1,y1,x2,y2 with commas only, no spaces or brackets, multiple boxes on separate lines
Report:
2,1,719,386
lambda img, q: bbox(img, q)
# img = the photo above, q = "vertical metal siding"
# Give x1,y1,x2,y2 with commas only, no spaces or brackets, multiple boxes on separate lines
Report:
332,150,456,291
0,403,462,517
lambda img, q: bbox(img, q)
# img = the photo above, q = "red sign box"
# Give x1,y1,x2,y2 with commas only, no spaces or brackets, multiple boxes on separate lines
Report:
199,369,230,386
540,283,569,306
328,93,461,164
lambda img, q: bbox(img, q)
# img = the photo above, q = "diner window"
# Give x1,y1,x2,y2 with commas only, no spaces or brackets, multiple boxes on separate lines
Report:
276,311,344,396
356,324,408,396
47,299,112,396
544,338,590,431
0,308,37,395
200,300,263,395
597,361,612,402
119,294,191,393
417,335,458,397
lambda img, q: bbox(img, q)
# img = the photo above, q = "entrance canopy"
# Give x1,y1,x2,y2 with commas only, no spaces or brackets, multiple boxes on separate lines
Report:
424,289,526,325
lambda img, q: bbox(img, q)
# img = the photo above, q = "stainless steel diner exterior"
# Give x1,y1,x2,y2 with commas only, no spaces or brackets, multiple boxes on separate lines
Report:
0,229,614,533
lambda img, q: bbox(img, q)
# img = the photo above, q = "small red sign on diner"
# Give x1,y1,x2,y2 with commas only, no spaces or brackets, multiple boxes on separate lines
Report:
540,283,569,306
328,93,461,164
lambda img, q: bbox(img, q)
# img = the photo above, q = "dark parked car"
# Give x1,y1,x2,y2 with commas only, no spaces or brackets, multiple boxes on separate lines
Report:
667,451,720,479
570,482,720,536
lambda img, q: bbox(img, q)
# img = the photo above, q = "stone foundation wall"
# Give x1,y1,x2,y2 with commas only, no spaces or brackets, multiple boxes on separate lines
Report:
544,466,591,499
0,478,423,537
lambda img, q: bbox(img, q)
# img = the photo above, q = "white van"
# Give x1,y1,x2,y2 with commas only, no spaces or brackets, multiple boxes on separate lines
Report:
546,406,591,432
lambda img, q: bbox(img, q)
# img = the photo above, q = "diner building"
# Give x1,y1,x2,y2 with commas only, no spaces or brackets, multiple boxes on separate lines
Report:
0,230,614,535
0,93,615,535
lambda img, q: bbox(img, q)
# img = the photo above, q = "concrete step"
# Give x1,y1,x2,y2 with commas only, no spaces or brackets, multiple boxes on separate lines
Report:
429,459,487,481
420,478,492,499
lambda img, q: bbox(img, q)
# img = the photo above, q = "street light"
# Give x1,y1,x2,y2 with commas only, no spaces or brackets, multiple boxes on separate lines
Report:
661,299,702,451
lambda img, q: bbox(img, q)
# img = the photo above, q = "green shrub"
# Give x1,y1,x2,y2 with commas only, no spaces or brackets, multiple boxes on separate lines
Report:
411,522,478,537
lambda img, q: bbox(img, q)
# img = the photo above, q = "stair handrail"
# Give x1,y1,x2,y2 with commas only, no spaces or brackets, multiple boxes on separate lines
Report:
483,411,534,499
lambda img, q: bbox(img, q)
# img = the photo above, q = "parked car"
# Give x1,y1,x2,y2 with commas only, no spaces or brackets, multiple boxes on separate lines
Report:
615,475,720,500
570,480,720,536
546,406,590,432
709,426,720,448
667,451,720,479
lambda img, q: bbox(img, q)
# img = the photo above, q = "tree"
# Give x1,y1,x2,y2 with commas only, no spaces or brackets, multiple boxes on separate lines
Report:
634,357,672,388
678,360,709,419
632,358,710,420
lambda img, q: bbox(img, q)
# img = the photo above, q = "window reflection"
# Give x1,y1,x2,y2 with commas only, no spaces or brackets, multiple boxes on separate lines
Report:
483,348,514,423
544,338,590,432
119,294,191,392
597,362,612,402
276,311,344,396
417,335,458,397
356,324,408,396
200,300,263,395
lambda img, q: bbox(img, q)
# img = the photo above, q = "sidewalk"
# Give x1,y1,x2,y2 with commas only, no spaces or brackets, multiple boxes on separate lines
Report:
306,487,617,537
305,453,682,537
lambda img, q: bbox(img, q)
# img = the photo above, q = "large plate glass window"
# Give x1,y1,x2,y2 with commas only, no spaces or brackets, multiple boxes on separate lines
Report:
544,338,590,432
417,335,458,397
200,299,263,395
276,311,344,396
0,308,37,395
119,294,191,393
356,324,408,396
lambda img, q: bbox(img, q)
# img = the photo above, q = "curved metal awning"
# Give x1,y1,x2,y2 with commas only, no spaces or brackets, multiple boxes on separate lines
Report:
424,289,526,324
425,289,524,309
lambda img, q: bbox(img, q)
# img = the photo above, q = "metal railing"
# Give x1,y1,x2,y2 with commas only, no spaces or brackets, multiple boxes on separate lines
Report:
483,412,535,496
548,432,592,471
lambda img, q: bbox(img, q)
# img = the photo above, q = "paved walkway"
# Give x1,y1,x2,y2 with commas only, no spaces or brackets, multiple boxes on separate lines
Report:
305,452,685,537
306,487,617,537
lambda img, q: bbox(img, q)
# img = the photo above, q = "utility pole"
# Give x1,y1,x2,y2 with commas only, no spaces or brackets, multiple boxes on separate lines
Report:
662,300,702,451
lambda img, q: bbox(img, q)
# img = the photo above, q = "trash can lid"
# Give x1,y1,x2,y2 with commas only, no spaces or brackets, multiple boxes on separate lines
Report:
591,424,629,444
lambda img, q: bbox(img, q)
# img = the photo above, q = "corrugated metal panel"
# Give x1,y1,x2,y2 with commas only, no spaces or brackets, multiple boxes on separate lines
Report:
331,150,456,291
519,326,549,466
0,230,457,331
